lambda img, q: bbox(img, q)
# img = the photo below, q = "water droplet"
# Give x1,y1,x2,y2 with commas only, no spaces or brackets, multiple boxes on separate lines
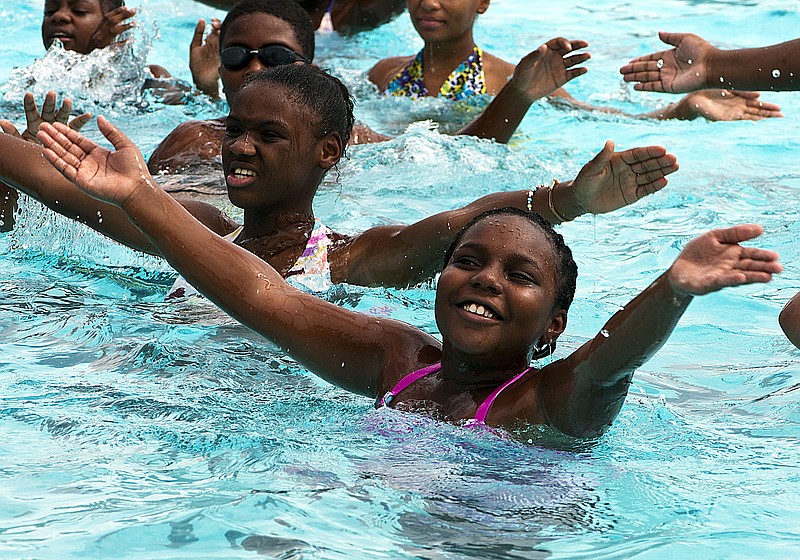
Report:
656,59,664,69
772,69,781,78
695,72,700,77
600,329,610,338
687,59,692,65
720,91,726,97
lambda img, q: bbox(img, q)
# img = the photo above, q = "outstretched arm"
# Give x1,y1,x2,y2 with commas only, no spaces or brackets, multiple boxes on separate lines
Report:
541,225,782,437
779,292,800,348
457,38,590,143
38,118,438,397
336,140,678,287
621,32,800,93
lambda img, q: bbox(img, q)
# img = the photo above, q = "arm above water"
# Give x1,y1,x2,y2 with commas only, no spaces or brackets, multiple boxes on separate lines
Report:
336,140,678,287
457,38,590,143
779,292,800,348
538,225,782,438
621,32,800,93
38,118,439,397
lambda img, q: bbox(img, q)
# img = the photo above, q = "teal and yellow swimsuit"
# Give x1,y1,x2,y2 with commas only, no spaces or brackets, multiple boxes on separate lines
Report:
384,46,487,101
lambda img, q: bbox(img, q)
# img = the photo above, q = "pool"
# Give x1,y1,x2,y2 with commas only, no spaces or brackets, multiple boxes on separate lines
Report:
1,0,799,558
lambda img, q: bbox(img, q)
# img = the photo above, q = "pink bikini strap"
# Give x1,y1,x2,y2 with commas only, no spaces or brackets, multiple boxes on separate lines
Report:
472,367,533,424
380,362,441,407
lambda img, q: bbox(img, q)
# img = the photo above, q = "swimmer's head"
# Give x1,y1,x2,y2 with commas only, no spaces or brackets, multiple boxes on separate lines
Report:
236,64,355,149
438,207,577,360
220,0,315,62
407,0,490,43
42,0,126,54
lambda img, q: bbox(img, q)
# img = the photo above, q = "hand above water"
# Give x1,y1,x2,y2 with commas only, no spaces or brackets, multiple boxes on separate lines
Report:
190,18,223,98
0,92,91,144
37,117,154,209
509,37,590,101
570,140,679,216
620,31,714,93
667,225,781,297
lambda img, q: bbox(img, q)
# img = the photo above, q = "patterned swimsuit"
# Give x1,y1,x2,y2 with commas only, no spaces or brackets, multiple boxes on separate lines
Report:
166,220,333,299
384,46,487,100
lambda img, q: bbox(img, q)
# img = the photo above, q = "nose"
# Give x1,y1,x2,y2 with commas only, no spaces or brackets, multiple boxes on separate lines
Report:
49,6,72,23
241,57,267,81
229,130,256,156
419,0,441,11
469,265,503,294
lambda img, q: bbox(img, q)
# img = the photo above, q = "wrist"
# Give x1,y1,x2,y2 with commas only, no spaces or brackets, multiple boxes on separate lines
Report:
664,266,697,301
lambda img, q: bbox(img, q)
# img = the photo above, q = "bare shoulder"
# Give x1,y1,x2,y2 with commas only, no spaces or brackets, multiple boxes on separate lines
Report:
481,51,515,94
147,64,171,79
147,118,226,174
368,55,415,91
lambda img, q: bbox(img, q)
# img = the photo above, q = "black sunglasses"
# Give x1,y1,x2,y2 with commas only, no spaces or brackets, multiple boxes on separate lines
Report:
220,44,310,71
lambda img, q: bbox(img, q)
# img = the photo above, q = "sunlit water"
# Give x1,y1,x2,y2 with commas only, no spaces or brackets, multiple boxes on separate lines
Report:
1,0,799,558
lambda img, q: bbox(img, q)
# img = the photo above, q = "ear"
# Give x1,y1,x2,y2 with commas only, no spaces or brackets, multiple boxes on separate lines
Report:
318,132,344,170
477,0,491,15
540,309,567,346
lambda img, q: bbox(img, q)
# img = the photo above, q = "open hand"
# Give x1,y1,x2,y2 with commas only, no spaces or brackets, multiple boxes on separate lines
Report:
88,6,136,50
37,117,152,208
572,140,678,215
15,92,91,144
668,225,782,296
620,31,714,93
678,89,783,121
509,37,590,101
190,18,222,98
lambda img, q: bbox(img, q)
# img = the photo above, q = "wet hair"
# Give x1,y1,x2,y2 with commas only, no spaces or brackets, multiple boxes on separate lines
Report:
219,0,315,62
443,207,579,354
237,64,355,148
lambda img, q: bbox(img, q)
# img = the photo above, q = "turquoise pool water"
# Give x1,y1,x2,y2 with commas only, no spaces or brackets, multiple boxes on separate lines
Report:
2,0,800,558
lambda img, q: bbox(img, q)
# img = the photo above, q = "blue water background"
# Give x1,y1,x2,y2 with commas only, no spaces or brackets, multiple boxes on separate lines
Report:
1,0,799,558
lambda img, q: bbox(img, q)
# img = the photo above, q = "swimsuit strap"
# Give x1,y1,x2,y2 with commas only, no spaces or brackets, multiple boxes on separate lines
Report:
472,366,533,425
317,0,336,32
380,362,441,407
384,45,486,100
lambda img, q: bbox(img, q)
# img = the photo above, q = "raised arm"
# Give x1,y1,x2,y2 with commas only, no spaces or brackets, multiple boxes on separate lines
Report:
621,32,800,93
541,225,782,437
779,292,800,348
336,140,678,287
457,38,590,143
189,18,222,98
38,118,438,397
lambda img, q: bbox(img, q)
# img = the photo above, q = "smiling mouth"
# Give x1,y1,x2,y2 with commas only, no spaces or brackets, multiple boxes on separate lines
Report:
462,302,499,320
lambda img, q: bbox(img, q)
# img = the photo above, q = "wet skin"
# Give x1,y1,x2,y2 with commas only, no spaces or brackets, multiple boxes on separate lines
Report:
42,0,106,54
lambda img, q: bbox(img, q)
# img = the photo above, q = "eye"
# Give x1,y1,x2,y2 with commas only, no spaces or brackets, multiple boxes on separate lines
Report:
453,254,480,268
224,124,243,138
258,129,283,142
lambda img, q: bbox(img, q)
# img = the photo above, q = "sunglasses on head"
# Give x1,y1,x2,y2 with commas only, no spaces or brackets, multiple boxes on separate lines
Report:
220,44,310,71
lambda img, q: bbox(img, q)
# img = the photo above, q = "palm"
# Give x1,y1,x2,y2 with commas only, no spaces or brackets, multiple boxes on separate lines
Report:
37,117,150,207
681,89,782,121
668,226,781,296
512,38,589,101
190,19,221,95
572,142,678,215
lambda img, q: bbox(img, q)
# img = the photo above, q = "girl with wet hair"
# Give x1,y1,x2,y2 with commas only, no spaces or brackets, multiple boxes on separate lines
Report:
25,120,787,437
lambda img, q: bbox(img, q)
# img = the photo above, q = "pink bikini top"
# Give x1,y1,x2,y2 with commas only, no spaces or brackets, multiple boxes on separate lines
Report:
379,362,534,426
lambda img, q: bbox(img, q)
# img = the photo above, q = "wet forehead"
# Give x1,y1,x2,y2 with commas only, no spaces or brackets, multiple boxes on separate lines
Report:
459,216,557,264
222,13,303,52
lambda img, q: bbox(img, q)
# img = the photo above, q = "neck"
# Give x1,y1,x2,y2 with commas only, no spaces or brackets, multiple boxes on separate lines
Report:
421,35,477,74
240,208,315,243
438,348,530,391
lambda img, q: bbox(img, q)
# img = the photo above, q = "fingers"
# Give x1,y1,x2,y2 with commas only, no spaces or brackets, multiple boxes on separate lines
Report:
97,115,131,151
712,224,764,245
192,19,206,48
658,31,691,48
68,112,93,132
0,120,21,137
54,97,73,124
38,122,98,164
582,140,614,174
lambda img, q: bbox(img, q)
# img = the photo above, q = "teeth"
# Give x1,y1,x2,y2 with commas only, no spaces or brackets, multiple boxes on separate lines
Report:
463,303,496,319
233,168,256,177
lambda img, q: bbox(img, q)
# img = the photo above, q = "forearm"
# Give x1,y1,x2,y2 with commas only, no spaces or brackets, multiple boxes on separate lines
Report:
779,292,800,348
456,83,533,143
542,272,692,437
122,182,401,396
0,136,158,253
341,183,580,287
708,39,800,91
